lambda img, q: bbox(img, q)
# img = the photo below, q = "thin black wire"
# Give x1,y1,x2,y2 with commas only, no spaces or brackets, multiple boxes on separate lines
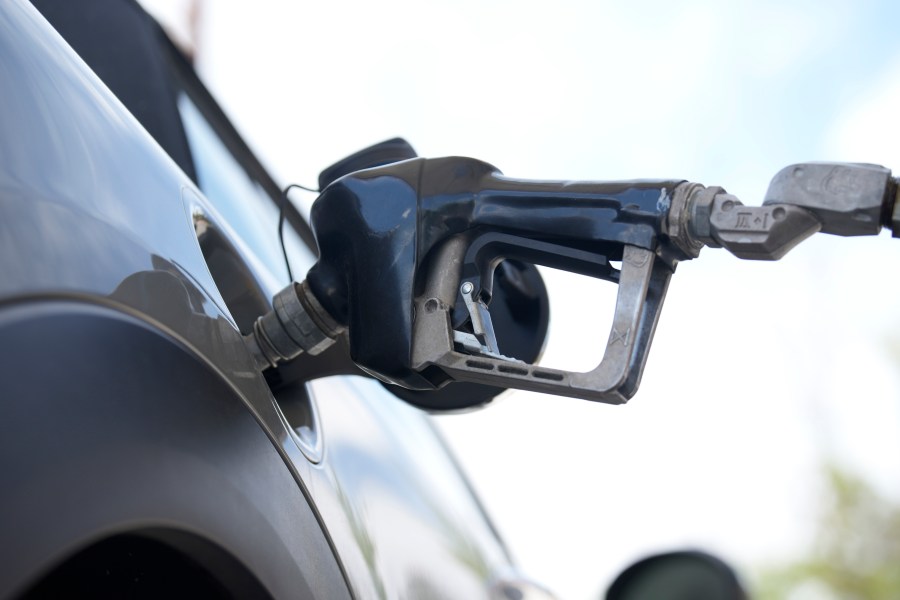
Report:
279,183,319,282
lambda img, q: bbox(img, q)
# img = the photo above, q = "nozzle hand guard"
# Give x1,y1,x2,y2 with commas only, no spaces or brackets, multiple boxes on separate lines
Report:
410,239,673,403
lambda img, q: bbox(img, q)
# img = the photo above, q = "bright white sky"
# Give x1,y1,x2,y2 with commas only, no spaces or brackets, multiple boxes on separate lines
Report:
143,2,900,598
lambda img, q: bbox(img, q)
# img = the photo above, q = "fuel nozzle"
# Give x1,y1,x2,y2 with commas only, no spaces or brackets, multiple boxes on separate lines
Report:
245,156,900,407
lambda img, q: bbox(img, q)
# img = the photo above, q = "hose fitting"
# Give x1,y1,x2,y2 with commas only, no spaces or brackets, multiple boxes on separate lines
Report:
245,280,345,370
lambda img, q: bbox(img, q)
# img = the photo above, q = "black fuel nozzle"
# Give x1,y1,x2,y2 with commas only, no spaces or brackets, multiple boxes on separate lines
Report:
248,157,900,407
293,156,695,404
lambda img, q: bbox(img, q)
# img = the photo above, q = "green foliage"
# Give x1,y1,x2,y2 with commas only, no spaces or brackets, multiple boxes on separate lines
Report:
755,464,900,600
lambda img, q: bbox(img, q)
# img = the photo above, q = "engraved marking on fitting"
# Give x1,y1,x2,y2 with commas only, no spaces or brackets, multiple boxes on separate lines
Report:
624,252,649,267
736,213,752,229
609,327,631,347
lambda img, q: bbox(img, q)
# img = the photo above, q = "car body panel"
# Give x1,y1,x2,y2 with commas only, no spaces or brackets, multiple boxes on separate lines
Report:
0,300,348,599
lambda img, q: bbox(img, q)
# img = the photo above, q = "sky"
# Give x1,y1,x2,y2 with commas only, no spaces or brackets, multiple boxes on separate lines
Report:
142,2,900,598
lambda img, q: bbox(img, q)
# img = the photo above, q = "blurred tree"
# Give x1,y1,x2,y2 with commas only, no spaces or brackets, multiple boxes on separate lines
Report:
754,464,900,600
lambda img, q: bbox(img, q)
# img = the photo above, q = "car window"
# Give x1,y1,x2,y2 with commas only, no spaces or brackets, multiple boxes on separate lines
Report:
177,92,315,286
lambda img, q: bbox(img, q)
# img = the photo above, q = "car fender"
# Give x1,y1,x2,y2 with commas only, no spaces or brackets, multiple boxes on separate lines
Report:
0,299,350,599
